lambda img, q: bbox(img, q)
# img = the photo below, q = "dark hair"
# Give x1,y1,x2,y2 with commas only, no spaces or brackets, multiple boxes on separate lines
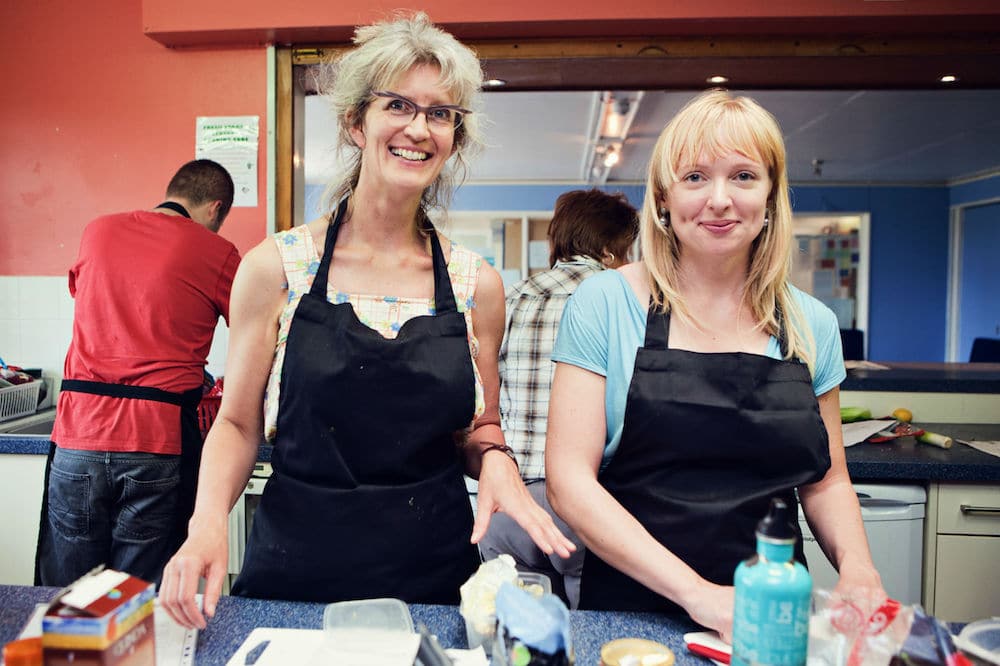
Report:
165,159,235,223
548,189,639,266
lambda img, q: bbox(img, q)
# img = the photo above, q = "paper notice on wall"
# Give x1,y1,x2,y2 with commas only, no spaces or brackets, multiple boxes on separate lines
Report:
528,240,550,269
196,116,259,207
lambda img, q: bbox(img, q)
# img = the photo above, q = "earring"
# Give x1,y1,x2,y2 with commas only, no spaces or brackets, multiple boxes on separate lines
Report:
658,208,670,228
763,210,771,228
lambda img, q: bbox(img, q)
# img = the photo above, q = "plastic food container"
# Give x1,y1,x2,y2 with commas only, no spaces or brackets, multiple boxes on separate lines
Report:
463,572,553,654
323,598,414,634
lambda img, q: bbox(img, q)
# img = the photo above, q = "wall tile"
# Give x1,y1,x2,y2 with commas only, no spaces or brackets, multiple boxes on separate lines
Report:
0,277,20,318
0,318,22,366
18,277,63,320
18,319,71,373
206,319,229,378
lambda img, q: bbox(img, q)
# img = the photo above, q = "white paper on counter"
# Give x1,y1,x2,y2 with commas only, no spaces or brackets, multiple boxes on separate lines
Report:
842,420,894,447
225,627,420,666
959,439,1000,459
155,598,198,666
446,646,489,666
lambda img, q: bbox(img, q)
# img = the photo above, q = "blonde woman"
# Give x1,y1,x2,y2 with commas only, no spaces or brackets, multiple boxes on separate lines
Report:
545,90,881,641
160,12,573,628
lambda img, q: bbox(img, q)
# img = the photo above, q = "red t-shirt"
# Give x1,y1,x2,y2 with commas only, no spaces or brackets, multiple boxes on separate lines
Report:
52,210,241,455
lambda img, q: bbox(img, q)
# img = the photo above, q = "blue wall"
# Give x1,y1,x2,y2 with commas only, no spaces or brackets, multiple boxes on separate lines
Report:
790,186,950,362
306,176,1000,361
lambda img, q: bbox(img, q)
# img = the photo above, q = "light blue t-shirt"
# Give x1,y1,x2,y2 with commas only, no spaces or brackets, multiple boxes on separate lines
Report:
551,270,846,467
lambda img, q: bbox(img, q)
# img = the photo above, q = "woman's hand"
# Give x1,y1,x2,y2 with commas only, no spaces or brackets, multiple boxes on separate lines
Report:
158,515,230,630
684,581,736,644
471,450,576,559
833,556,886,600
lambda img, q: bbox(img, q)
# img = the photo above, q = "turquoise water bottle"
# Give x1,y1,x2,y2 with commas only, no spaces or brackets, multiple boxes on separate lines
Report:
732,498,812,666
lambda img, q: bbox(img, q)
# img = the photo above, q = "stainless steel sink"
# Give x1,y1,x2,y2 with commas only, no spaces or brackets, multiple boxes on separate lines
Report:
0,408,56,436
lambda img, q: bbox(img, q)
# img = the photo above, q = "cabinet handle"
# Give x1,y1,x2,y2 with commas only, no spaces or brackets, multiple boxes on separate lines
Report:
960,504,1000,516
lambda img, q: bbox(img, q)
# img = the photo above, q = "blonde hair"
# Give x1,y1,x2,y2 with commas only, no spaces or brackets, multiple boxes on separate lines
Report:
316,11,484,216
640,89,816,368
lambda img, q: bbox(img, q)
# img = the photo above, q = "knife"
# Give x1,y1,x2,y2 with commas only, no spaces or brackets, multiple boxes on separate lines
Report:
244,639,270,665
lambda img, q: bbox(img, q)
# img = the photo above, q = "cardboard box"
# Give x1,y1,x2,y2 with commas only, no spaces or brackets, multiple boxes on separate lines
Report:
42,568,156,666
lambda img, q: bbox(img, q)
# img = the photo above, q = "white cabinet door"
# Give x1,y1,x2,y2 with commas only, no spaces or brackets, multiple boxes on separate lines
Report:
0,454,46,585
934,534,1000,622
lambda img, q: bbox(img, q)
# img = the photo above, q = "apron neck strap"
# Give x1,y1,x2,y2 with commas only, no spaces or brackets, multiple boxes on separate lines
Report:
643,295,794,357
155,201,191,218
643,298,670,350
310,200,459,314
775,302,791,358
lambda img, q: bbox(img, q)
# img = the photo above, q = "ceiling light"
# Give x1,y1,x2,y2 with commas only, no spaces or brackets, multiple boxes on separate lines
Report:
584,91,644,184
603,147,621,168
707,75,729,84
483,78,507,88
939,74,958,83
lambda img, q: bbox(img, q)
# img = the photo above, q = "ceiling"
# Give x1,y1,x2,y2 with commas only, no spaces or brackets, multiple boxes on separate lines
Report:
303,87,1000,187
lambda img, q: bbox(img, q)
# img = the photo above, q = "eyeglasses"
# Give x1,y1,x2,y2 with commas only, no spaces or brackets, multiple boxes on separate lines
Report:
371,91,470,132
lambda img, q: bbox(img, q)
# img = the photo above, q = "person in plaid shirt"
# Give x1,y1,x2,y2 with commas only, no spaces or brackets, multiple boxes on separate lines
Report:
480,189,639,608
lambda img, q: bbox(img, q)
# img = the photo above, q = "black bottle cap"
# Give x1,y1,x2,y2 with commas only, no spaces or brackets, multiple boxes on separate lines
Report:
757,497,796,541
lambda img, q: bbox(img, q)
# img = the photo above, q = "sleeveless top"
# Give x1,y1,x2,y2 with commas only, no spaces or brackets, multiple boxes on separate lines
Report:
263,223,486,441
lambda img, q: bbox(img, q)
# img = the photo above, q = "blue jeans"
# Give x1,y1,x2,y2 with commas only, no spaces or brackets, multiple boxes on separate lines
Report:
37,447,181,586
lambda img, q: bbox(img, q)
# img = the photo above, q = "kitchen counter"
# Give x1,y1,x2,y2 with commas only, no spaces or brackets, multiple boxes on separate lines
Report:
846,422,1000,483
842,362,1000,393
0,584,706,665
3,425,999,482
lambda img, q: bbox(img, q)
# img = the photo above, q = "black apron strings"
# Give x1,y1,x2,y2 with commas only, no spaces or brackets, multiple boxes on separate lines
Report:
155,201,192,218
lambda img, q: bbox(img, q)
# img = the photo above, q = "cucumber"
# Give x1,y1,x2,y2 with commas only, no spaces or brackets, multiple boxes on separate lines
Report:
840,407,872,423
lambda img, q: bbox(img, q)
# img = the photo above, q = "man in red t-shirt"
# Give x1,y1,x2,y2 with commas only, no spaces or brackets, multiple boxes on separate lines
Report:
36,159,241,586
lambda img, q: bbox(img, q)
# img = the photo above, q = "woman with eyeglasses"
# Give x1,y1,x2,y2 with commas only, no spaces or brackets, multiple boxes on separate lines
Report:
159,12,574,627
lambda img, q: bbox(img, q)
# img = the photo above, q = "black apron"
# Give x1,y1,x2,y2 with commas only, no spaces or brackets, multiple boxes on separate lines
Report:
578,303,831,612
232,200,480,604
33,201,208,585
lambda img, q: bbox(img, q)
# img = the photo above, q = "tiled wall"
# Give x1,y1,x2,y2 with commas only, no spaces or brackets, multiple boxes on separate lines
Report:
0,275,230,405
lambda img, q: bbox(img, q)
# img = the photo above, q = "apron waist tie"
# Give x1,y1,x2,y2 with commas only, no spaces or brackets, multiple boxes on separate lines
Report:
61,379,202,407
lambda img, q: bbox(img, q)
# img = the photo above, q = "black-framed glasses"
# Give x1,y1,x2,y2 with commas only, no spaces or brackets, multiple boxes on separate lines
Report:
371,91,470,132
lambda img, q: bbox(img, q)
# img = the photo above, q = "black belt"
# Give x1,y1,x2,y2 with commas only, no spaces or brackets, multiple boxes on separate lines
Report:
61,379,202,407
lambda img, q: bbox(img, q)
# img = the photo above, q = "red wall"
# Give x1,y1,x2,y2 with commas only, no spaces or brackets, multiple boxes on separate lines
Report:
0,0,267,275
4,0,997,276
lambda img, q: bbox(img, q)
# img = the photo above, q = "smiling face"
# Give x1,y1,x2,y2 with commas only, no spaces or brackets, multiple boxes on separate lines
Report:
664,149,773,263
349,64,457,202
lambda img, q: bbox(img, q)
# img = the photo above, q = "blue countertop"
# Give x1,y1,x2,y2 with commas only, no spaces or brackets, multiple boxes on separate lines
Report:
0,584,706,665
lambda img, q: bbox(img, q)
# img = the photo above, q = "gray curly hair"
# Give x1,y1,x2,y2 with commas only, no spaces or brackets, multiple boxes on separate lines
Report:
317,12,485,215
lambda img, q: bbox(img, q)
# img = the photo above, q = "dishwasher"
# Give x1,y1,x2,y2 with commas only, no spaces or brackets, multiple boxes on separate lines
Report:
799,483,926,605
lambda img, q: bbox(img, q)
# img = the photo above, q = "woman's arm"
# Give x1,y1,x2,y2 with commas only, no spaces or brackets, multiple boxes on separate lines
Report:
799,387,884,593
546,362,736,641
466,263,575,558
159,239,288,629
